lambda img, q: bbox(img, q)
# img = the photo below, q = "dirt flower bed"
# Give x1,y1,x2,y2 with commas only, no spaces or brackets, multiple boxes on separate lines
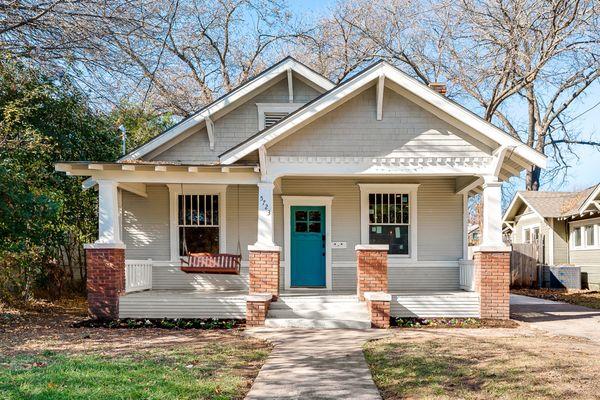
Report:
391,317,519,329
365,331,600,399
512,288,600,309
0,298,271,399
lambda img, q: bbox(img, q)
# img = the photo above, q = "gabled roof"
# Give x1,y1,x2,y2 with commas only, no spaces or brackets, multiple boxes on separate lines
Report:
503,184,600,222
119,57,335,162
219,60,547,169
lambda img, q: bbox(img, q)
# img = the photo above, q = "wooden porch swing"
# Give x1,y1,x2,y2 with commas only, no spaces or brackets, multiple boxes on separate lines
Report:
180,184,242,275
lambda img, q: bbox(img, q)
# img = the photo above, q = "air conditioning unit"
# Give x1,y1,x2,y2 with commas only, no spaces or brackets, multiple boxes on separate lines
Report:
546,265,581,290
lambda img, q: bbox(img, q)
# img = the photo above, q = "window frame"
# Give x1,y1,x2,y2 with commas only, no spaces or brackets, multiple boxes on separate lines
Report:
256,103,304,131
522,224,540,244
167,184,227,261
569,217,600,251
358,184,419,260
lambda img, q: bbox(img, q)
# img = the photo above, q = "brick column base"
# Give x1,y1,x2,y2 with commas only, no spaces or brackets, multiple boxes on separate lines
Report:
356,245,388,301
249,247,280,301
364,292,391,328
246,294,272,327
474,250,510,320
85,246,125,320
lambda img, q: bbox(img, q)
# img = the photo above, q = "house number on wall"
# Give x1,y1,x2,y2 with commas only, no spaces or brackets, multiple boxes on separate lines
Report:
259,195,271,216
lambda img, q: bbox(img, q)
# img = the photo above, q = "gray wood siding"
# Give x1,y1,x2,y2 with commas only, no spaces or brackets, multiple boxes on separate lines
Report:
152,263,249,290
570,250,600,290
122,185,170,261
552,219,569,264
268,85,491,158
226,185,258,260
121,178,464,290
148,76,320,163
119,290,246,319
391,292,479,318
277,177,464,263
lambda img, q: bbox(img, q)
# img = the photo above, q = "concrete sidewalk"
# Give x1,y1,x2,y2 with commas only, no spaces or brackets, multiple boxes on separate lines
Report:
510,294,600,343
244,328,389,400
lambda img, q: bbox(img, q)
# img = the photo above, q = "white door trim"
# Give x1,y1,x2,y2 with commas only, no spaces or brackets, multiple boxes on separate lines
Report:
282,196,333,290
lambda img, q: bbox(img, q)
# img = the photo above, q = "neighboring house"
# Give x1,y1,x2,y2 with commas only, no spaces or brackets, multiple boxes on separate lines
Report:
503,185,600,290
56,57,546,327
467,224,480,246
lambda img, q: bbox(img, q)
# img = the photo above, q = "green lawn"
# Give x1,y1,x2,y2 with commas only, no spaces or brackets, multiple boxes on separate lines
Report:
0,341,270,400
364,333,600,399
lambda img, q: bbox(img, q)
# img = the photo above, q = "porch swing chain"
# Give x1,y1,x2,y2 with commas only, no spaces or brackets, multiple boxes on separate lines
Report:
181,183,188,256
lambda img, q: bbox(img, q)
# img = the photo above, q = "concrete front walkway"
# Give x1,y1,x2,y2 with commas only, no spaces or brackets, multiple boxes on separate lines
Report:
510,294,600,343
244,328,389,400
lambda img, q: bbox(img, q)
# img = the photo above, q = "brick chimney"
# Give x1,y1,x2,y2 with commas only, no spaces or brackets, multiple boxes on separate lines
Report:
429,82,447,96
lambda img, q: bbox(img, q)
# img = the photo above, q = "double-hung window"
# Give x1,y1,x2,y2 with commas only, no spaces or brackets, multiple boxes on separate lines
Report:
359,184,419,258
368,193,410,254
169,185,227,260
570,221,600,250
523,225,540,244
178,194,219,256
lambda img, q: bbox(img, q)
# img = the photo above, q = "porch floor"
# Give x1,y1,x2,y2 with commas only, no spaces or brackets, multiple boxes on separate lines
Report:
119,289,480,319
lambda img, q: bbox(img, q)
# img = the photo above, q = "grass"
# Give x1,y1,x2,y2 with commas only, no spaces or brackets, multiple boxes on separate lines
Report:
364,333,600,399
512,288,600,309
0,297,271,400
0,341,269,400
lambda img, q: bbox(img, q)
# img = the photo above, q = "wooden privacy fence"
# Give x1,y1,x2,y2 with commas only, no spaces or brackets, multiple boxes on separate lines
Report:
510,241,544,288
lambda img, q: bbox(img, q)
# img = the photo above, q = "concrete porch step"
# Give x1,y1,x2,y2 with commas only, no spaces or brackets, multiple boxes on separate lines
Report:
264,317,371,329
267,308,370,320
265,293,370,329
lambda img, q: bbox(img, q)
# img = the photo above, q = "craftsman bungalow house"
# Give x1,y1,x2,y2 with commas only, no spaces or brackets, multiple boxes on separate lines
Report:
57,57,546,328
503,185,600,290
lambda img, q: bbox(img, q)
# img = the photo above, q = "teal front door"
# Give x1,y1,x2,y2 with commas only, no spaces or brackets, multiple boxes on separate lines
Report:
291,206,326,287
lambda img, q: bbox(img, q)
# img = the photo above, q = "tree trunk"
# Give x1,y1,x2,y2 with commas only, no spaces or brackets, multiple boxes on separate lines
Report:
526,167,541,191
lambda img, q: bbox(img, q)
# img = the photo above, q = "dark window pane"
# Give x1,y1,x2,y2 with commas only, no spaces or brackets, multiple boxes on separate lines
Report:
212,195,219,225
395,194,403,223
309,211,321,222
199,195,206,225
382,194,389,223
178,195,184,225
403,206,409,224
179,227,219,256
191,195,199,225
309,222,321,232
369,225,409,255
295,222,307,232
205,195,212,225
375,194,382,223
295,211,307,221
369,193,375,223
185,195,192,225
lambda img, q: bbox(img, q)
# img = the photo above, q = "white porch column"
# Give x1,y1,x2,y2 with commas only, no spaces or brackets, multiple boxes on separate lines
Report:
481,175,504,248
255,181,275,246
96,179,123,245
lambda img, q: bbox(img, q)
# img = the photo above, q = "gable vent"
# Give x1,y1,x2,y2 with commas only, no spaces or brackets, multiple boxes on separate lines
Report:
264,112,289,129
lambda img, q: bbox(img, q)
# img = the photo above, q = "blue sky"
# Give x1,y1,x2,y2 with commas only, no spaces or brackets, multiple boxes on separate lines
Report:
287,0,599,191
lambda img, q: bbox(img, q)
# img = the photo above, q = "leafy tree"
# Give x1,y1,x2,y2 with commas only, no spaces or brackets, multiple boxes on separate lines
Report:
109,102,173,153
0,59,119,300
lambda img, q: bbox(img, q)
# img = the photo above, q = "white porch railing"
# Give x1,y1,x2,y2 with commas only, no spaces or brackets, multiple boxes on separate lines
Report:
459,259,475,292
125,259,153,293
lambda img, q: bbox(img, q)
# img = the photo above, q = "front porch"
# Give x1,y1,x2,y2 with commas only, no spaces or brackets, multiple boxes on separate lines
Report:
62,163,510,326
119,257,480,320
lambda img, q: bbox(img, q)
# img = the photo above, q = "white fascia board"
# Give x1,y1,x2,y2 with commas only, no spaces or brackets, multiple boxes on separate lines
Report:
579,185,600,214
502,193,523,223
119,58,334,162
220,61,547,170
503,193,545,222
